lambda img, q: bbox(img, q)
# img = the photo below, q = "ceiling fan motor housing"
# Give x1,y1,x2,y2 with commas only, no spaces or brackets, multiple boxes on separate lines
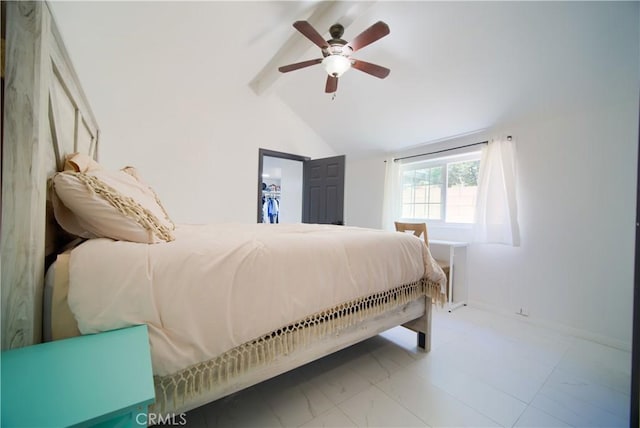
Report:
329,23,344,38
322,23,351,58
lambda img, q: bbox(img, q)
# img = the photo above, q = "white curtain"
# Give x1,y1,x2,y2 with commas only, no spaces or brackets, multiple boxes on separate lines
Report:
473,137,520,246
381,158,401,231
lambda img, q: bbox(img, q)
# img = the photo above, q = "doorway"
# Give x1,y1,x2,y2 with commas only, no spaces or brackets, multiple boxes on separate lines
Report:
258,149,309,224
257,149,346,225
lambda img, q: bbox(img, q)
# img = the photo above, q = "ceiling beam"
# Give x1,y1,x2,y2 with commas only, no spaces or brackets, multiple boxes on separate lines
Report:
249,1,377,96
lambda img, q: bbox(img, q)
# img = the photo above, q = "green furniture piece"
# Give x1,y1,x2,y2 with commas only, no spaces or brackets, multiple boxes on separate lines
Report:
1,325,155,427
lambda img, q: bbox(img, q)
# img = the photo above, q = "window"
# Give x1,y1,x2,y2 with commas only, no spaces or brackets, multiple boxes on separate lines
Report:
400,152,481,224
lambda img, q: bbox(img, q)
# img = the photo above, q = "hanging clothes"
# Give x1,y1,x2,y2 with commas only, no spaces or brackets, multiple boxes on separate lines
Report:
267,197,279,224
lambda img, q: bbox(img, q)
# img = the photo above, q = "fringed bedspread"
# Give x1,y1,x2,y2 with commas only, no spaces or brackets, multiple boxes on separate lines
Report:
65,223,446,411
152,277,441,412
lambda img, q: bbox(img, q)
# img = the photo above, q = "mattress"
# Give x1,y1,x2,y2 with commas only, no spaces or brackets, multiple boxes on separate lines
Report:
43,262,56,342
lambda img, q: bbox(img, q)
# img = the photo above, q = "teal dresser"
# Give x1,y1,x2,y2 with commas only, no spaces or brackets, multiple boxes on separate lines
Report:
1,325,155,427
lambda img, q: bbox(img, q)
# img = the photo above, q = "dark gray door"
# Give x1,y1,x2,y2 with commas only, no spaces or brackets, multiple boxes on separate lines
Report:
302,155,345,224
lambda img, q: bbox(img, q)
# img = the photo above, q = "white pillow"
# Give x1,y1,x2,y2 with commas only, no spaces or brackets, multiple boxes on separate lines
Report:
64,152,101,173
121,166,175,231
52,169,175,244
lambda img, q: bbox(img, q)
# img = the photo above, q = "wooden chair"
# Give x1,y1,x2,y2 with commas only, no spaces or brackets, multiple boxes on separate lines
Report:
394,222,450,297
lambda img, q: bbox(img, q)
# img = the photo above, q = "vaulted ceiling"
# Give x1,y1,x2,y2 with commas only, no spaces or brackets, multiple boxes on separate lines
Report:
49,1,635,157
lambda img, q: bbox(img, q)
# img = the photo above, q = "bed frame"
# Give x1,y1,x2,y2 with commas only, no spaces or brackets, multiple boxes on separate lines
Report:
1,1,433,415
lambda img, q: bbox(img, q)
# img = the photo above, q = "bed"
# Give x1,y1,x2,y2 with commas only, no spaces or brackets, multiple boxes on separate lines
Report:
1,1,446,416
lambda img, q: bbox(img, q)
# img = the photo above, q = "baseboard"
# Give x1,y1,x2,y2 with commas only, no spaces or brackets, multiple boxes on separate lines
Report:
466,300,632,352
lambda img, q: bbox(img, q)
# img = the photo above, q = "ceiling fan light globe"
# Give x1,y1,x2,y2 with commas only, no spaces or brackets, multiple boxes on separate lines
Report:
322,55,351,77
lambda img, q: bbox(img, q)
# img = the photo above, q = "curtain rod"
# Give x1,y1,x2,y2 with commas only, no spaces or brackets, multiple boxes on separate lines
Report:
393,140,488,162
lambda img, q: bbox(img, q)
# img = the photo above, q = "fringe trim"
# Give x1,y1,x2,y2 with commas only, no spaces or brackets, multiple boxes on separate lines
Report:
70,172,175,242
151,278,443,413
148,188,175,231
121,167,176,230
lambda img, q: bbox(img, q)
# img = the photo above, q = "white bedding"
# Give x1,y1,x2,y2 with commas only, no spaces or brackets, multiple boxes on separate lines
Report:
67,223,446,376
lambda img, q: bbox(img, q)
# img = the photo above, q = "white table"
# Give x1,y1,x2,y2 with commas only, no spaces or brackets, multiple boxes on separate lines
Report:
430,240,469,312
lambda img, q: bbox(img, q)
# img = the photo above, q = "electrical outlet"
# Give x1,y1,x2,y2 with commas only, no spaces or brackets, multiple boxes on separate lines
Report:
517,307,530,317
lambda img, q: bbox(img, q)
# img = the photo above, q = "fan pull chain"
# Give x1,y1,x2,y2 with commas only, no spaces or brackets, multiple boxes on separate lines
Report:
331,93,337,101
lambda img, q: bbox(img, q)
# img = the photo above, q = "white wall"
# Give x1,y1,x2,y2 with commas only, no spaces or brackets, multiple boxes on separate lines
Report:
345,7,639,347
480,100,637,349
49,2,336,224
344,155,386,229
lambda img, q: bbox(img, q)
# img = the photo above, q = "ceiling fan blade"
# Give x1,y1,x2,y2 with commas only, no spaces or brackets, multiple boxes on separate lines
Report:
347,21,390,53
278,58,323,73
293,21,328,49
351,59,390,79
325,75,338,93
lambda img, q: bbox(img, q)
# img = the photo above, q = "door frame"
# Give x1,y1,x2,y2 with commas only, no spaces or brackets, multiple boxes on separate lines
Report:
631,100,639,426
257,148,310,223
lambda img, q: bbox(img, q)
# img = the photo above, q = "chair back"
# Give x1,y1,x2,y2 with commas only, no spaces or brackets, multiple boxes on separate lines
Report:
394,222,429,246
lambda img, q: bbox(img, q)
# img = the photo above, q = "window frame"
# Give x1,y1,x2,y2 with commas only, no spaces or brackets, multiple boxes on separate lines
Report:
398,151,481,226
400,163,446,221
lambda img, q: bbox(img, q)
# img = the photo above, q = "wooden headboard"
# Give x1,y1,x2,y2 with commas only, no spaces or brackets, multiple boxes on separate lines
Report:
1,1,99,349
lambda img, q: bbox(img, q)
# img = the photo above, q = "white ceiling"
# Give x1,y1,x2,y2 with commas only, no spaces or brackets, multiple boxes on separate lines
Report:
49,1,636,157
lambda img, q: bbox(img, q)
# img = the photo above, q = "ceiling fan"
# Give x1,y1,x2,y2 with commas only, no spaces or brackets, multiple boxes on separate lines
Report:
278,20,390,94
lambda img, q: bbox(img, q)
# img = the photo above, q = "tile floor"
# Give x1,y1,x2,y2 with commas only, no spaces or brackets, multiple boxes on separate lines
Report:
183,306,632,427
